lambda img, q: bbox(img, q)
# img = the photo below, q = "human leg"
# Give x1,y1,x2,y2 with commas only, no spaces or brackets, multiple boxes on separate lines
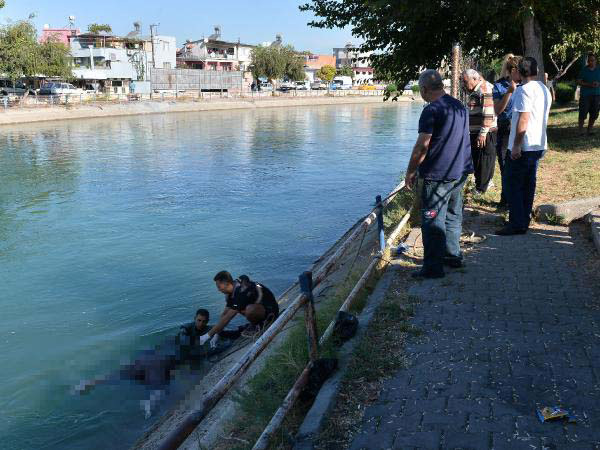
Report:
445,175,467,259
588,95,599,134
522,151,543,228
579,96,590,134
478,131,497,192
419,179,451,276
504,153,528,231
470,134,483,191
496,124,510,205
241,303,267,325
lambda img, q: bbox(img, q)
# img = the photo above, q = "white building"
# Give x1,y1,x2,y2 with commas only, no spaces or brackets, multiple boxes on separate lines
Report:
333,44,375,85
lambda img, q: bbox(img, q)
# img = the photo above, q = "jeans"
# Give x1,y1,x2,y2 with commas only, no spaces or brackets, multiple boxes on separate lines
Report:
420,175,468,274
470,131,497,192
496,122,510,204
504,150,544,230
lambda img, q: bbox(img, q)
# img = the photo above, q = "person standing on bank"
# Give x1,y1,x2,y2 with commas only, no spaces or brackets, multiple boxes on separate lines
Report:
577,53,600,136
405,70,473,279
462,69,498,194
493,55,522,208
496,57,552,236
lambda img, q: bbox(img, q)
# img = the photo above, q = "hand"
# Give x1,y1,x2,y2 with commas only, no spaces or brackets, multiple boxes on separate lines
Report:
477,134,487,148
199,334,210,345
511,146,522,160
405,171,417,190
209,334,220,349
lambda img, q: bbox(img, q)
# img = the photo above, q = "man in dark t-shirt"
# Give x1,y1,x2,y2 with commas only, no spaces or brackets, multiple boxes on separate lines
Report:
197,271,280,344
405,69,473,278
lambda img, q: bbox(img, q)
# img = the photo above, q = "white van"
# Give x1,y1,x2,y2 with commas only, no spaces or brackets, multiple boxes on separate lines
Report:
333,76,353,90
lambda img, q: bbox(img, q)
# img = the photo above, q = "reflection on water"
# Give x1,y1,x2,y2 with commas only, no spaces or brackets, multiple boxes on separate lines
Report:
0,102,421,449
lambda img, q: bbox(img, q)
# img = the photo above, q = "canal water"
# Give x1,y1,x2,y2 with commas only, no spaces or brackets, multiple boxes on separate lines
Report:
0,102,421,449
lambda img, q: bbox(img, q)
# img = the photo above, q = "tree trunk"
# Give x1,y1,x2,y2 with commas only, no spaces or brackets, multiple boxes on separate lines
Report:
522,12,545,81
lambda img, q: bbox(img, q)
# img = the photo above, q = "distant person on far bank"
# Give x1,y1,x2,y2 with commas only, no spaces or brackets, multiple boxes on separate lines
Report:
405,70,473,279
493,54,522,208
577,53,600,136
198,271,279,344
462,69,498,194
496,57,552,236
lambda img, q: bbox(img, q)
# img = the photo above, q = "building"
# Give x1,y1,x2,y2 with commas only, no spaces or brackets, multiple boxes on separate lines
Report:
40,25,80,45
177,26,254,73
333,44,375,85
69,23,176,93
303,54,336,82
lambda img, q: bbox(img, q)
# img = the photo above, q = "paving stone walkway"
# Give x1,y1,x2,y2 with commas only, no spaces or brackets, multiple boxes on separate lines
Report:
349,211,600,450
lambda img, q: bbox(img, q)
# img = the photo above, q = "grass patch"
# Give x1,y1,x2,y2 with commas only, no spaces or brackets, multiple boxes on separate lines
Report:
315,272,419,449
383,186,413,234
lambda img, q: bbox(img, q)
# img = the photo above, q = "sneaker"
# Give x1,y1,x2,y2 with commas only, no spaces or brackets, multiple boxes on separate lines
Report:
443,256,465,268
411,268,445,279
494,226,527,236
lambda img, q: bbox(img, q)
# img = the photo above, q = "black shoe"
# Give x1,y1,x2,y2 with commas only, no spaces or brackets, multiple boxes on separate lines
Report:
411,269,445,279
443,256,465,268
494,226,527,236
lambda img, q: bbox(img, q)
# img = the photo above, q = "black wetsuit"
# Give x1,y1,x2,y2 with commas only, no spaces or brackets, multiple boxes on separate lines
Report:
226,277,279,320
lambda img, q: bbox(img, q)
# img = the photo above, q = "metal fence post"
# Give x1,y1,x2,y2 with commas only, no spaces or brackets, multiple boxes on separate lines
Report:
299,271,318,362
376,195,385,253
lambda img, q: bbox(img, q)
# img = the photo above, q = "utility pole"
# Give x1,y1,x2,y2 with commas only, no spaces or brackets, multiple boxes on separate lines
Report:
150,24,158,69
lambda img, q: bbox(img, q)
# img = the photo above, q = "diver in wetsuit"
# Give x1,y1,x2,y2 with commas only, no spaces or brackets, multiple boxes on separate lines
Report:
198,271,280,345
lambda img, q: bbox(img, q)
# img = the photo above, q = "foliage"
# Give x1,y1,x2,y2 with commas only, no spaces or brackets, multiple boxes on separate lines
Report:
337,65,353,78
411,84,420,94
554,82,576,103
87,23,112,34
0,1,4,8
0,21,72,81
250,44,306,83
300,0,600,87
0,20,41,80
384,83,397,94
315,64,336,82
549,12,600,80
38,38,73,79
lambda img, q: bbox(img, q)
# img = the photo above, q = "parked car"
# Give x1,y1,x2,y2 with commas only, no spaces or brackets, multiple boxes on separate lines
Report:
310,80,328,90
39,82,84,96
332,76,353,90
279,81,297,91
295,81,310,90
0,79,36,96
259,82,273,92
358,84,377,90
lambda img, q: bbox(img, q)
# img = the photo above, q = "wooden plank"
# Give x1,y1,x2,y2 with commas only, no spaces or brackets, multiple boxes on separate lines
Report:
300,272,318,362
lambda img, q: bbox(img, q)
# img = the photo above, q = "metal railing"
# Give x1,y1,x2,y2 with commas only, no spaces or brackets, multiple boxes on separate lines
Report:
156,181,411,450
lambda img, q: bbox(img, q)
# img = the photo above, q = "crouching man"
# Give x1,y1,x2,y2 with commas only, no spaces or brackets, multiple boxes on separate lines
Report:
199,271,279,344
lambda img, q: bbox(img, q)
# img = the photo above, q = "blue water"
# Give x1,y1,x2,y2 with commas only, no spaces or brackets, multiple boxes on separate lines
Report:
0,102,421,449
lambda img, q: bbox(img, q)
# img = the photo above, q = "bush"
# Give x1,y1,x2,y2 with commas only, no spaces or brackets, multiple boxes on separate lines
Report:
411,84,420,93
555,82,576,104
384,83,397,94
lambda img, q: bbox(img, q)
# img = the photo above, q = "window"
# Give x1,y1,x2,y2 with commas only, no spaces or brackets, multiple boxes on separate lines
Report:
163,62,172,69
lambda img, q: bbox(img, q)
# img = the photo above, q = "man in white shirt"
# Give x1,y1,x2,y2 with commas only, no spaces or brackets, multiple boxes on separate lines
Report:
495,57,552,236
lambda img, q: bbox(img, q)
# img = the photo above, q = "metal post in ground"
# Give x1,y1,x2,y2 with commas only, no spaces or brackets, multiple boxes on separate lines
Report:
376,195,385,253
299,271,318,362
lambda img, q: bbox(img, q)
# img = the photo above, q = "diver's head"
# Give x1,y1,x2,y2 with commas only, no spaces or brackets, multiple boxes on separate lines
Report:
195,308,209,331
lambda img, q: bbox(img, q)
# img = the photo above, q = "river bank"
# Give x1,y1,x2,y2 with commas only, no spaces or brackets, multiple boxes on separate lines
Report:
0,94,417,126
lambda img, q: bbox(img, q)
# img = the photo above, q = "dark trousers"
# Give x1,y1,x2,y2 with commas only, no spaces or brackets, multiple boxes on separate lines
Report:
505,150,544,230
470,131,497,192
496,122,510,205
420,175,468,274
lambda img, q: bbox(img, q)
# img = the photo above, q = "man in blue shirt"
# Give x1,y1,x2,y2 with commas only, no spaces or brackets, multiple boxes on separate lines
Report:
577,53,600,136
405,70,473,278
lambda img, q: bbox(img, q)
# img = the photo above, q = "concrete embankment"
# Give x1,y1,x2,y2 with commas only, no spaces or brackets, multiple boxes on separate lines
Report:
0,95,416,126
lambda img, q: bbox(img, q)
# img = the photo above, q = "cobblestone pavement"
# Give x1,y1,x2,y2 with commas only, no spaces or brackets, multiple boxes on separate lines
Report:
349,212,600,449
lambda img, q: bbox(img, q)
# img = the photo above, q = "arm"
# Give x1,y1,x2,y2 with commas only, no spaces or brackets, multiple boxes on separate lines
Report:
493,81,516,116
404,133,432,189
478,89,495,146
510,111,530,159
577,78,596,88
207,308,238,337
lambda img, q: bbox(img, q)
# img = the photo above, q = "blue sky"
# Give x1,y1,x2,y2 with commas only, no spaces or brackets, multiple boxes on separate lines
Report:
0,0,356,54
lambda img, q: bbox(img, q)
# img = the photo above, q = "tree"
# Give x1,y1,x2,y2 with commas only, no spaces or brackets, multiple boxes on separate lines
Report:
337,65,353,78
0,20,41,81
87,23,112,34
300,0,599,85
315,64,336,82
549,12,600,81
250,44,306,85
38,37,73,79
